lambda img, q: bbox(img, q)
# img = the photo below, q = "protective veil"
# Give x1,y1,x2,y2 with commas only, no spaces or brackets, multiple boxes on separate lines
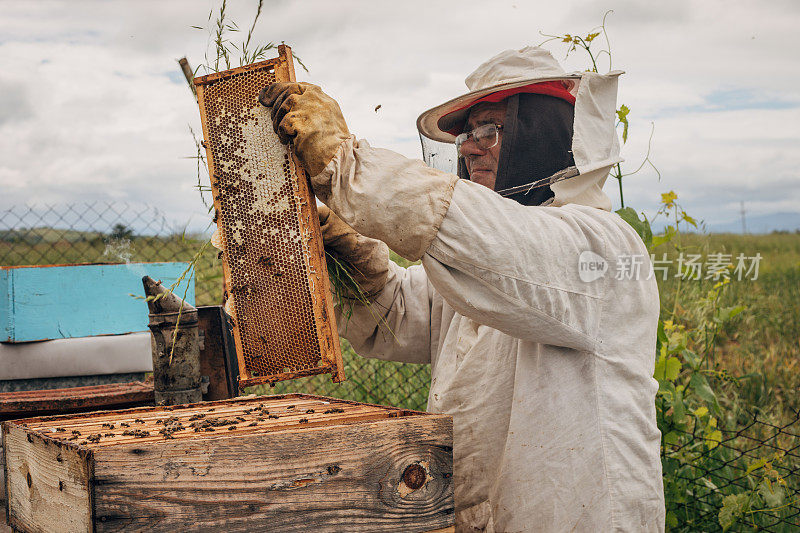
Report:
314,48,665,532
490,93,575,206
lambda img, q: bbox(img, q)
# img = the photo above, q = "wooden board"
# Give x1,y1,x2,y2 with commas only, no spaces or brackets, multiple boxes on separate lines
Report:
1,262,192,343
197,306,238,400
4,424,91,533
3,394,453,532
0,381,153,509
194,45,344,388
0,382,153,422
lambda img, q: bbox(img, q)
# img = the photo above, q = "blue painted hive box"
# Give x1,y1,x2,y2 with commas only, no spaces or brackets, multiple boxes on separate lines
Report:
0,262,193,343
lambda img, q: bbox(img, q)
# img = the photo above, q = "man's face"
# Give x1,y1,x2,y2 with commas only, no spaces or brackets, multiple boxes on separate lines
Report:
461,101,507,190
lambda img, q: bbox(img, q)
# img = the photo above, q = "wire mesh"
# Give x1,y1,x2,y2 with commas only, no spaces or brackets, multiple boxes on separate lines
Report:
2,202,798,531
663,410,800,532
0,202,429,404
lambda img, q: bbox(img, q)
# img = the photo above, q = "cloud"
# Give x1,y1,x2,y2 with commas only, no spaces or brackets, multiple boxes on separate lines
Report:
0,0,797,233
0,78,33,125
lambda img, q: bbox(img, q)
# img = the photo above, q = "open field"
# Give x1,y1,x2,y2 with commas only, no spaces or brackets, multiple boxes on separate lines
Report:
2,227,799,529
2,230,798,416
654,232,800,422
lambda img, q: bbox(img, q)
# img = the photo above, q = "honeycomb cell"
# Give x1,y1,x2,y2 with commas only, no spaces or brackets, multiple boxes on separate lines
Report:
195,54,343,386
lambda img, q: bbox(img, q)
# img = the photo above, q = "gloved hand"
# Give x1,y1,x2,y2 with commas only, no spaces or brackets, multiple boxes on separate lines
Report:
318,204,389,299
258,82,351,178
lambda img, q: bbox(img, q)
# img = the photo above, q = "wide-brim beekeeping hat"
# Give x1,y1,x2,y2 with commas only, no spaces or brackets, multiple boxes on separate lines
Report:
417,47,582,143
417,46,626,211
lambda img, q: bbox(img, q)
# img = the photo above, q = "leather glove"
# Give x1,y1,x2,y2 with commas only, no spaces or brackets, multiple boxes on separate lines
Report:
258,82,350,178
318,204,389,299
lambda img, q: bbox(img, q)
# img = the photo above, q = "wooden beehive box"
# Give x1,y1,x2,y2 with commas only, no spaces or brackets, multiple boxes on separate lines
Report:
194,45,345,388
1,262,192,343
2,394,453,532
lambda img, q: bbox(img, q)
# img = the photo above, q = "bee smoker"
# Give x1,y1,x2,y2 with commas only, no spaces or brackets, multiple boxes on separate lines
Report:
142,276,204,405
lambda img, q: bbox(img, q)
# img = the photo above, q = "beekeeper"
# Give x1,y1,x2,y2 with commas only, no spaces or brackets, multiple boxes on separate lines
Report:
260,47,665,532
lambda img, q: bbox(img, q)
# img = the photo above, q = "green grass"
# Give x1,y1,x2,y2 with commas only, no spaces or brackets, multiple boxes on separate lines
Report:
2,229,797,418
655,232,800,422
3,226,798,528
2,230,797,418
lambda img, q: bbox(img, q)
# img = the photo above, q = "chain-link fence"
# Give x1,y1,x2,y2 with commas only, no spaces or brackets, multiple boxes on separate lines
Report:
0,202,432,410
664,410,800,531
2,202,798,530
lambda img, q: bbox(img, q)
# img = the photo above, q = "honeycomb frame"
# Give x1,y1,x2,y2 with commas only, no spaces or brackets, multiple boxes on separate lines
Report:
194,45,345,388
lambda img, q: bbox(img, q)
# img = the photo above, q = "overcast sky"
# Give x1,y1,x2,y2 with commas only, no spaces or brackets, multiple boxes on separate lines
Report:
1,0,798,234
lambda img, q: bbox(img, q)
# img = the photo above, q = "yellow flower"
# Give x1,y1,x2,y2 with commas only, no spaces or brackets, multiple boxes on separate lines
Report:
661,191,678,207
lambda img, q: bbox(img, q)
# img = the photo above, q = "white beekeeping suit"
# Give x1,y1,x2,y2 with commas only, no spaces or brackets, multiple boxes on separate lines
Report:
268,47,666,532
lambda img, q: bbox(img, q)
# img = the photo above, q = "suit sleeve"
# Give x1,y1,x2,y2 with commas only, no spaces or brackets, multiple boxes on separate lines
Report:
320,137,612,353
336,261,434,365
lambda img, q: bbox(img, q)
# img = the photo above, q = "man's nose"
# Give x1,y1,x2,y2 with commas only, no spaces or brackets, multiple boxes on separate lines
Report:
459,139,486,158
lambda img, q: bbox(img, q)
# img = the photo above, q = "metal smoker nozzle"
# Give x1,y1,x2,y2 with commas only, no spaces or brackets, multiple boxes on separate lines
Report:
142,276,197,314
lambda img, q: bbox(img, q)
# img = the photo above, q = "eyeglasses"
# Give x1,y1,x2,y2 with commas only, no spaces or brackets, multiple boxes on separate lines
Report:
455,123,503,156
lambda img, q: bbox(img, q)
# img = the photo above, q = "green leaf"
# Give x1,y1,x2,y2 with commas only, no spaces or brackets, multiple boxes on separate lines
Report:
654,356,666,381
672,388,686,424
664,357,681,381
690,372,721,414
705,428,722,449
681,211,698,228
746,457,769,475
719,493,749,531
715,305,745,324
665,511,678,529
758,478,785,508
616,104,630,143
657,320,668,348
652,225,676,248
657,377,676,399
681,349,700,368
615,207,653,248
663,431,681,446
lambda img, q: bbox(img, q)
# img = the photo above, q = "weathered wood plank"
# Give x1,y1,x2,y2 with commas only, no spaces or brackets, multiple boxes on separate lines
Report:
5,395,454,532
92,416,453,532
0,382,153,421
3,425,90,533
197,306,238,400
